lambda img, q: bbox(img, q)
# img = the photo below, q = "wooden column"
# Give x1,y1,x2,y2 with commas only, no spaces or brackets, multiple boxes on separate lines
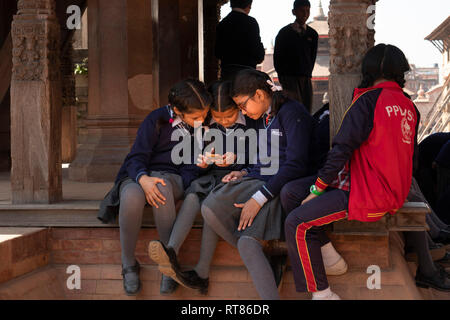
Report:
10,0,62,203
328,0,377,139
151,0,182,107
61,38,77,163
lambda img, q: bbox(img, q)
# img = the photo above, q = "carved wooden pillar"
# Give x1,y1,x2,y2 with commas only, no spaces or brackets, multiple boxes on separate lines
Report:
328,0,377,139
10,0,62,204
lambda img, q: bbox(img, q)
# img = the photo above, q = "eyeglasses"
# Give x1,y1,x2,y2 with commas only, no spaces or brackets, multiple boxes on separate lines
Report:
236,93,255,112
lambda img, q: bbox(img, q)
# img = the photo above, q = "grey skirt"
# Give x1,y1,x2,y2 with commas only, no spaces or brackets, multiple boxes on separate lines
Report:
97,171,183,224
185,169,230,201
202,177,284,241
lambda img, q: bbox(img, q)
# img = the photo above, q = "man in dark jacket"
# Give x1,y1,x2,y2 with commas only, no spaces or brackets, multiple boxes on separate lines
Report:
274,0,318,113
215,0,265,81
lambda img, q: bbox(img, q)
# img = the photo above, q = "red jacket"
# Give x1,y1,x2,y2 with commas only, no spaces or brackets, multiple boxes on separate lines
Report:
315,81,419,222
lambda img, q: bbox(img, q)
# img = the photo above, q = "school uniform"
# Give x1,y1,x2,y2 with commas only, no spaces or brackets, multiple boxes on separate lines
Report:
202,99,314,242
284,81,420,292
98,106,199,224
274,22,318,113
185,112,249,201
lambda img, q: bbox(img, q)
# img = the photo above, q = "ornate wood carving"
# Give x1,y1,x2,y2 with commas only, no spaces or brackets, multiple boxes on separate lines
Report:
12,0,60,82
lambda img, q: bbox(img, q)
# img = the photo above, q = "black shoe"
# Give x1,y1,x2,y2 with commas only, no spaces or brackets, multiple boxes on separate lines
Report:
148,240,186,285
435,230,450,245
415,267,450,292
122,261,141,296
268,254,287,288
160,275,179,295
436,251,450,268
178,270,209,295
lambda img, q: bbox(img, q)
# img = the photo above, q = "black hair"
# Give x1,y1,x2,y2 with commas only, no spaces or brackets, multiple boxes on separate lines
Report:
231,69,288,116
156,79,211,132
208,81,238,113
359,44,410,89
168,78,212,113
294,0,311,9
230,0,252,9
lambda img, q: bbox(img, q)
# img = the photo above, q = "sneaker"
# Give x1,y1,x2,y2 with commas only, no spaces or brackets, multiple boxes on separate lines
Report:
325,257,348,276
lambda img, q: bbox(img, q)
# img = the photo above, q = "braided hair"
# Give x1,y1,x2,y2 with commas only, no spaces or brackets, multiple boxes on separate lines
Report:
208,81,238,113
156,79,212,132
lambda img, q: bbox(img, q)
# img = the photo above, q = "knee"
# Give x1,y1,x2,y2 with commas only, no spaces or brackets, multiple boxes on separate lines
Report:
201,204,214,223
237,236,261,253
120,183,146,206
157,181,174,199
280,184,294,211
284,212,303,235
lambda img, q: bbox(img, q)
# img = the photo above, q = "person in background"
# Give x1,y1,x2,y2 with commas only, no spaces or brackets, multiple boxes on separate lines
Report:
274,0,318,113
215,0,265,81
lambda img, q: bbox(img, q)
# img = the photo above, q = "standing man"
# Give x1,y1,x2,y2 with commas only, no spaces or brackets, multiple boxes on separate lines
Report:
215,0,265,81
274,0,318,113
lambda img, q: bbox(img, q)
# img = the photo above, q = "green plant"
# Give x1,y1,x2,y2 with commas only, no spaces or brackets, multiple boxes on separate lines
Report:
74,58,88,75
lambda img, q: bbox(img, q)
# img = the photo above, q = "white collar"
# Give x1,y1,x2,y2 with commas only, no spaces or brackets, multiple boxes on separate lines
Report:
232,8,248,15
265,106,272,117
167,106,183,128
209,111,246,127
171,116,183,127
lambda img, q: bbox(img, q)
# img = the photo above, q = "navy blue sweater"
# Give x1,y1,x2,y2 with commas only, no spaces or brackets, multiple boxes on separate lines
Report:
115,106,199,189
274,24,318,77
245,99,314,201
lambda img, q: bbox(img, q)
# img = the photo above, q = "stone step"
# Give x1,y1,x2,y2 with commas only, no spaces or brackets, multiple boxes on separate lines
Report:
48,227,390,269
0,231,426,300
0,227,49,284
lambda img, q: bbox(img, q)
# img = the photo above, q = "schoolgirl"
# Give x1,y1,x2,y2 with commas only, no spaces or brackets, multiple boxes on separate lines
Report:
148,80,250,294
169,69,315,300
98,79,211,295
283,44,450,300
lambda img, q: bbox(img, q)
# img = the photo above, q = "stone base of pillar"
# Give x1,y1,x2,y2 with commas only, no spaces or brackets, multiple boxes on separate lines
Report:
68,121,138,182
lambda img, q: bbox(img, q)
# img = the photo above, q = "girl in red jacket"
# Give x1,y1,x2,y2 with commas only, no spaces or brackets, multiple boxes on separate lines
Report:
283,44,450,300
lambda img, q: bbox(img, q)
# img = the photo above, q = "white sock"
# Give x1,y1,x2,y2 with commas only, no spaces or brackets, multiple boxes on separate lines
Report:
321,242,341,267
312,287,332,299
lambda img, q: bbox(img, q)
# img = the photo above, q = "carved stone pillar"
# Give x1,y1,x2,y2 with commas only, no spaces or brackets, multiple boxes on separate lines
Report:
10,0,62,204
328,0,377,139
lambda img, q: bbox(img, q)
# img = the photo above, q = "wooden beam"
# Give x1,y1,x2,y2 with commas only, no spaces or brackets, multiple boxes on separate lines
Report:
0,32,11,104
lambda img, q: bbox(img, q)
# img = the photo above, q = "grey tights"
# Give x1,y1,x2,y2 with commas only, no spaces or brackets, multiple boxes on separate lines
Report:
201,205,280,300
